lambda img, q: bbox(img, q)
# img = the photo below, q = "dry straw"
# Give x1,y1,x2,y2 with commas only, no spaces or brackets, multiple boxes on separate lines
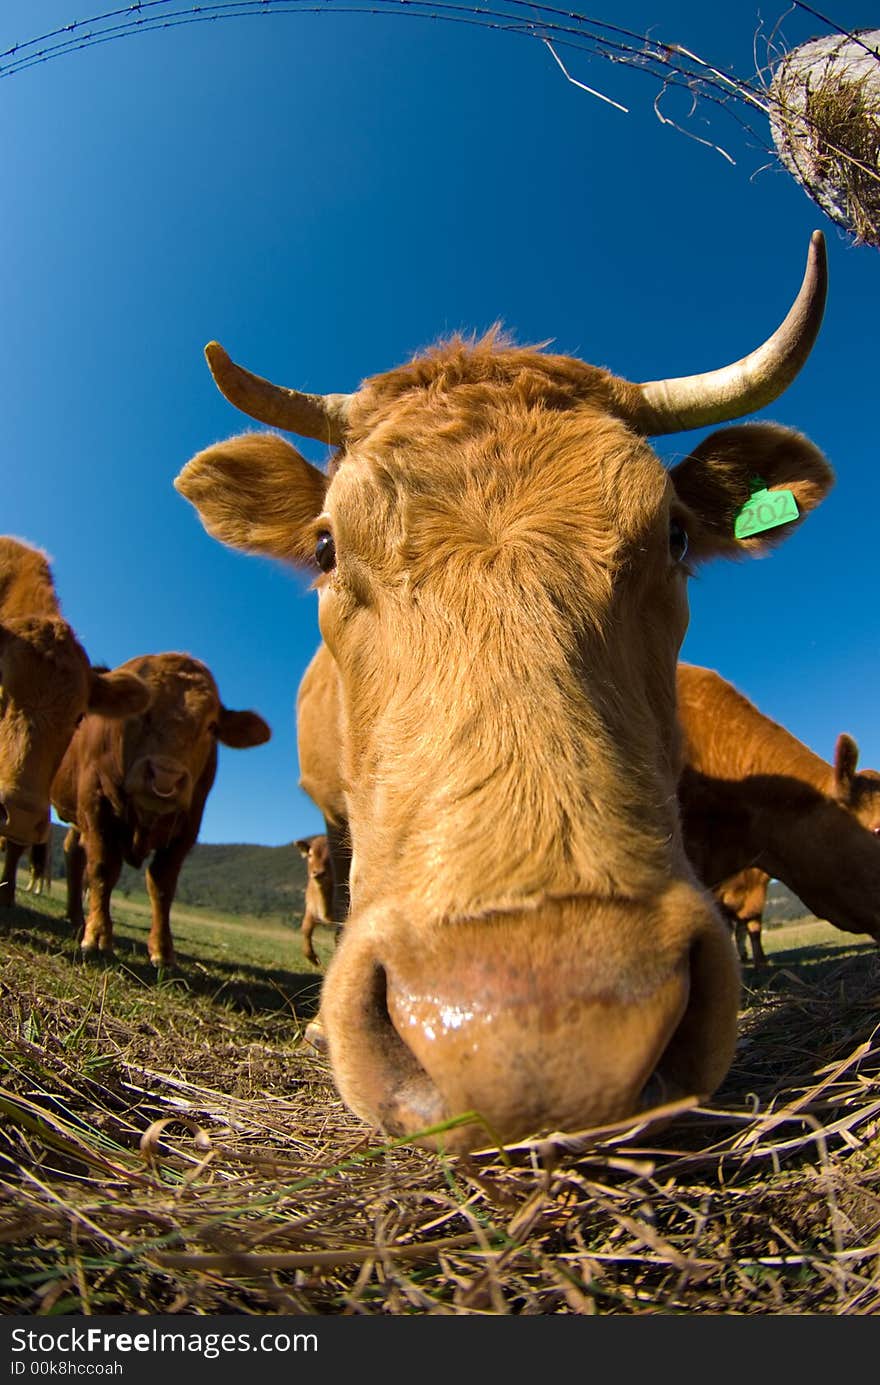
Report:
1,906,879,1315
769,30,880,249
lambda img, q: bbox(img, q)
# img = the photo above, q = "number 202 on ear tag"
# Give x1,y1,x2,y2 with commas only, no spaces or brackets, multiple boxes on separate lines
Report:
733,488,799,540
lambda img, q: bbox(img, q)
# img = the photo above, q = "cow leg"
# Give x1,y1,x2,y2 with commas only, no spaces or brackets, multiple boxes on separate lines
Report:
0,839,25,909
733,917,750,964
301,906,321,966
28,842,48,896
144,844,188,967
64,828,87,934
747,918,768,968
81,839,122,956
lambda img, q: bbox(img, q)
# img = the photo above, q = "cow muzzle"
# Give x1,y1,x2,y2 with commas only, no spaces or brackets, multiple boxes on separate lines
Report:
125,756,192,812
320,884,740,1152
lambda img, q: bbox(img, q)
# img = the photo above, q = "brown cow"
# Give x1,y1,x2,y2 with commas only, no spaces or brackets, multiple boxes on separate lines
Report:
176,233,833,1152
677,664,880,943
294,833,336,965
0,537,151,908
715,867,771,968
51,652,271,965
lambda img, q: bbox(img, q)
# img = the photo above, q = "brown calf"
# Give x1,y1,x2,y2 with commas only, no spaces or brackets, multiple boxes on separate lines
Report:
0,538,150,907
294,833,336,965
177,234,832,1151
715,867,770,968
51,652,271,965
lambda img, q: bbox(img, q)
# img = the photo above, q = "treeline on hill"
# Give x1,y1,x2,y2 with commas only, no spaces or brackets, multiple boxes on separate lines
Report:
42,824,310,921
38,824,812,924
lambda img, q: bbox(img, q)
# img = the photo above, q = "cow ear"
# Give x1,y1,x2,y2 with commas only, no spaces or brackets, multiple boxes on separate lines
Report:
294,837,312,856
669,422,833,563
175,431,329,567
216,707,272,749
88,668,152,719
832,732,860,804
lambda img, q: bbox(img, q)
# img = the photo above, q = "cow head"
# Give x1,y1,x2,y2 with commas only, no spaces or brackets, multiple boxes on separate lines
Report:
0,620,151,845
832,734,880,832
177,234,834,1151
769,733,880,936
114,653,270,818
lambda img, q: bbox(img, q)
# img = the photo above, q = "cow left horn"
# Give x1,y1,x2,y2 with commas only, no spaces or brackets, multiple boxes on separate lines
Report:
632,230,827,435
204,342,352,445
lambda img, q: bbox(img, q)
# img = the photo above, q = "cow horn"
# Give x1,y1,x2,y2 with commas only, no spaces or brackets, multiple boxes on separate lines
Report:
204,342,352,445
632,231,827,435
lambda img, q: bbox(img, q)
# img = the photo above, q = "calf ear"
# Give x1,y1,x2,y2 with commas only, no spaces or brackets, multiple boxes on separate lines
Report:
88,668,152,719
294,837,313,856
175,432,329,567
669,422,833,562
216,708,272,749
832,732,860,804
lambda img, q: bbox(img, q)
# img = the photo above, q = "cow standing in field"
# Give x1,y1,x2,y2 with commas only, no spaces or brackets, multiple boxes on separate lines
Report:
677,665,880,931
677,663,880,960
294,834,336,965
297,651,352,927
176,234,835,1152
0,537,151,908
715,867,771,968
51,652,271,965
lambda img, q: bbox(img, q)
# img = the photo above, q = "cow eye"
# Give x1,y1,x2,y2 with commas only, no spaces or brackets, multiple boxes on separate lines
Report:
315,531,336,573
669,519,689,565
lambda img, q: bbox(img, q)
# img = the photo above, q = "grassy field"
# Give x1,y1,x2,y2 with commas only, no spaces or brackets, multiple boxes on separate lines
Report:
1,881,878,1315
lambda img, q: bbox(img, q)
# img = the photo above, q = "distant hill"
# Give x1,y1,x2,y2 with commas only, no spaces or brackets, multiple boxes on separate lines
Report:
41,824,310,921
32,826,820,929
763,878,812,924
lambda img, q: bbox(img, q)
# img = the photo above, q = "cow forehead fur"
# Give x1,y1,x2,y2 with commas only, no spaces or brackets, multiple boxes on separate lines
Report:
341,331,647,447
120,654,220,751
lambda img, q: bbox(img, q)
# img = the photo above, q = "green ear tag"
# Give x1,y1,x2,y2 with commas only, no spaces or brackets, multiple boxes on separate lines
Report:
733,486,799,540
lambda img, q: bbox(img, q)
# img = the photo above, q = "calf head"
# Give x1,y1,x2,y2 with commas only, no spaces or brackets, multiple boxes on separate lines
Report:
117,653,270,817
177,234,834,1151
0,620,150,844
295,833,332,883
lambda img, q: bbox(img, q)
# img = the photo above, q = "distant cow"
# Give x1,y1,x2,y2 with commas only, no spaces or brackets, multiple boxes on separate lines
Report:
177,234,832,1151
51,652,271,965
294,834,336,965
0,537,151,908
714,867,771,968
677,664,880,943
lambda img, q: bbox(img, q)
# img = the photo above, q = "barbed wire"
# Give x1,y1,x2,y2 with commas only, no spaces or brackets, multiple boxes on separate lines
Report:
1,1,876,211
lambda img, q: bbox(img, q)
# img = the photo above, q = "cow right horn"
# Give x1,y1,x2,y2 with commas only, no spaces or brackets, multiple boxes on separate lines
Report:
632,230,827,435
204,342,352,445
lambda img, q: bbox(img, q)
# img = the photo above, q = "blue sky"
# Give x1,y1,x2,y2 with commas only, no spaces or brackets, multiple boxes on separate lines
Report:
1,2,878,845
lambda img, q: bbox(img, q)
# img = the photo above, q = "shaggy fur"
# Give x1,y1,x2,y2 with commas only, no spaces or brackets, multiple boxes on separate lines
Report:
0,538,150,906
51,653,270,965
177,334,834,1151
